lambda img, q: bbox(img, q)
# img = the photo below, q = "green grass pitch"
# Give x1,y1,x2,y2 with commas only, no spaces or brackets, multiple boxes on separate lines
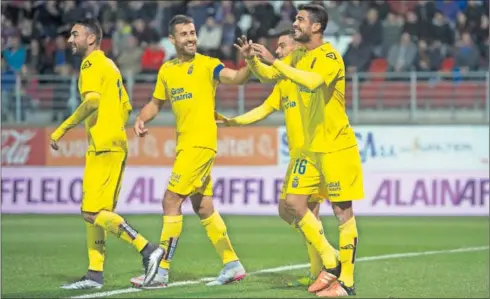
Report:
2,215,489,298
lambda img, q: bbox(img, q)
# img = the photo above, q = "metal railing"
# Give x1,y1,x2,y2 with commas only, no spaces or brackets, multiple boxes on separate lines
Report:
2,71,488,125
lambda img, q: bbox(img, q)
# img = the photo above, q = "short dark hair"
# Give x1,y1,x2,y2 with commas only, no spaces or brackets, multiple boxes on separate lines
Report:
169,15,194,35
75,18,103,44
278,29,294,38
298,4,328,33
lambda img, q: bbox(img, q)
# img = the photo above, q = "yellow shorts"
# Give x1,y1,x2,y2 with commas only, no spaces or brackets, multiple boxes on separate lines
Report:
168,147,215,197
281,146,364,203
82,151,127,213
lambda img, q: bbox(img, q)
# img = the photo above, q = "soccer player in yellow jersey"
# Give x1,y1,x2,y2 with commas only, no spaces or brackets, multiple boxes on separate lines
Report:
222,30,340,288
237,4,364,297
50,18,164,290
129,15,250,288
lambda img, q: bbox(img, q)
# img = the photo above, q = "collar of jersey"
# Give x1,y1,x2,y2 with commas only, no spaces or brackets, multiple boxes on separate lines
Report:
83,49,104,62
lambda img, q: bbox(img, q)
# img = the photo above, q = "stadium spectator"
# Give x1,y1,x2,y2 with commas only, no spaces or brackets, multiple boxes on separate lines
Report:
50,34,76,73
402,11,424,41
140,39,165,74
454,11,470,41
269,0,297,36
59,0,85,33
117,35,143,76
464,0,485,30
123,1,157,23
388,0,418,16
24,40,46,74
2,17,19,42
388,32,417,72
220,13,242,61
198,15,223,57
454,32,481,72
343,33,373,74
323,0,343,35
112,19,132,58
34,0,61,38
382,12,403,57
1,53,17,121
359,8,383,50
429,11,454,54
414,0,436,25
370,0,391,21
99,0,122,24
436,0,461,23
475,14,489,58
3,35,26,72
52,64,73,122
342,0,368,34
415,39,444,72
187,0,212,32
132,18,160,48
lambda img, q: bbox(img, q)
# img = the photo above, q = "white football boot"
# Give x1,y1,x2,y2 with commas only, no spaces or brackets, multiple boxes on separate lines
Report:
130,271,169,289
60,275,103,290
205,261,246,286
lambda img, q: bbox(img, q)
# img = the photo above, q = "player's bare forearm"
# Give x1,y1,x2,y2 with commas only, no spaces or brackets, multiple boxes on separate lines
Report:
51,94,100,141
246,57,282,83
233,103,275,125
137,98,162,123
272,59,324,90
219,66,251,85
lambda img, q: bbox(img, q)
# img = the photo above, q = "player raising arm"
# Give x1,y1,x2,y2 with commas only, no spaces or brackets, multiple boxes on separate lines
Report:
50,18,164,290
222,30,339,288
130,15,250,289
237,4,364,298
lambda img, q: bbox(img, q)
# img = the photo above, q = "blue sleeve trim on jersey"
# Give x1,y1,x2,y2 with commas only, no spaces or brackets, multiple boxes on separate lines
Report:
213,64,225,81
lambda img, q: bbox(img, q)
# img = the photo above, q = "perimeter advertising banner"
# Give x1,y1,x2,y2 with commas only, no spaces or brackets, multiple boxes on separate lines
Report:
2,167,488,216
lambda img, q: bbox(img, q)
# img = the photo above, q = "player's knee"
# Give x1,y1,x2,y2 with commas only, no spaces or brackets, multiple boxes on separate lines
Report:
284,195,308,218
191,195,214,219
278,200,293,224
82,211,98,224
163,190,185,215
308,201,320,220
331,201,353,225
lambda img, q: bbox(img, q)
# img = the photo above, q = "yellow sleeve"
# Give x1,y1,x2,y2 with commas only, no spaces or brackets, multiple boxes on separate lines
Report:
51,93,100,141
233,84,280,125
233,103,276,125
247,54,293,82
272,54,343,91
263,83,281,110
152,67,168,101
79,61,102,95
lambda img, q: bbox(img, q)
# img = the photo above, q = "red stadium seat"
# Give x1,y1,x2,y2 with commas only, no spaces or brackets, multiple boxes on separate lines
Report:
100,38,113,55
440,58,454,72
368,58,388,81
221,60,236,69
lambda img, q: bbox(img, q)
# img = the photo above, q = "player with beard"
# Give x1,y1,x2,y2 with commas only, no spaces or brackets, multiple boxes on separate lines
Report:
51,18,164,290
130,15,251,288
221,30,340,288
236,4,363,297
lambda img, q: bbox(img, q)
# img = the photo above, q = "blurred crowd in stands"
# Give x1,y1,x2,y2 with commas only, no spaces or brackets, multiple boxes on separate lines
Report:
1,0,489,77
1,0,488,122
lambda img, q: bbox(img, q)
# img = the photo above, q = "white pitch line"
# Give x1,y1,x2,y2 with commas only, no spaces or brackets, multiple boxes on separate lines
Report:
70,246,489,299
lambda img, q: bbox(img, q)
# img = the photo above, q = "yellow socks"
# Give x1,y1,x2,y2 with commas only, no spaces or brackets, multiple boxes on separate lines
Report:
305,219,326,277
297,210,338,269
338,217,359,287
86,223,106,272
201,211,238,264
159,215,183,269
94,210,149,253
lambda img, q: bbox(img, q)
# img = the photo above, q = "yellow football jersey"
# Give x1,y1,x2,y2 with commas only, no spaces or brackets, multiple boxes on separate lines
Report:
294,42,356,153
153,53,222,152
264,80,304,153
78,50,131,152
